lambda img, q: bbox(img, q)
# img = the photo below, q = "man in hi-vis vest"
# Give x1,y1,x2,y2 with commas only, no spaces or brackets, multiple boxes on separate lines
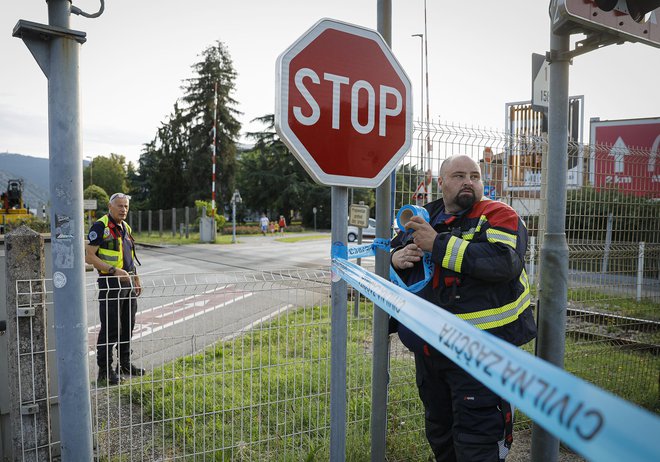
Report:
85,193,144,386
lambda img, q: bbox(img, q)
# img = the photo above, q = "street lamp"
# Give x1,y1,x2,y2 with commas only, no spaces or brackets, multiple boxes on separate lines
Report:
411,33,424,161
231,189,242,244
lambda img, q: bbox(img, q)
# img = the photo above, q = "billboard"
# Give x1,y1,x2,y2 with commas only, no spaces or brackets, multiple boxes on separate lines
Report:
589,117,660,198
504,96,584,192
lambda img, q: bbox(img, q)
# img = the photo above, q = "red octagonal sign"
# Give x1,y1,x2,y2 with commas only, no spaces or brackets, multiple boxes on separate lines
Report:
275,18,412,188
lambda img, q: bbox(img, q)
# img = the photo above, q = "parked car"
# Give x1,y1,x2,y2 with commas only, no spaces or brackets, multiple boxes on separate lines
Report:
347,218,376,242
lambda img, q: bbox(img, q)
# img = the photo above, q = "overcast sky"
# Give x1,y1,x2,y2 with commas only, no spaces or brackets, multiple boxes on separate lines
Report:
2,1,659,167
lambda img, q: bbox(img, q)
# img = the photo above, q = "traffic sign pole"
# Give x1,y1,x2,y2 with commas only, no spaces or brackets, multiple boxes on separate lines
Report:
275,15,410,461
372,3,393,461
330,186,348,462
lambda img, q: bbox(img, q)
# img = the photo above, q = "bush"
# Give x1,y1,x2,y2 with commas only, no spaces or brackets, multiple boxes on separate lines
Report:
283,225,305,233
221,225,260,235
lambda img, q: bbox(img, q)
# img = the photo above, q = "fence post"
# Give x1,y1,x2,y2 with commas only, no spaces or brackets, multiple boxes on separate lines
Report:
637,241,645,302
159,209,163,238
602,212,613,273
5,226,51,460
148,210,152,236
172,208,176,237
185,207,190,239
138,210,142,234
529,235,536,287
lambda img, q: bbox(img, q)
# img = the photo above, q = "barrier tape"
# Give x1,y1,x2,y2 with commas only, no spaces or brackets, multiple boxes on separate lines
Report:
331,257,660,462
345,238,391,260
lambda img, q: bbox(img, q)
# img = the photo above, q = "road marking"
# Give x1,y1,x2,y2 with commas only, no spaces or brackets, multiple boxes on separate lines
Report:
87,285,252,356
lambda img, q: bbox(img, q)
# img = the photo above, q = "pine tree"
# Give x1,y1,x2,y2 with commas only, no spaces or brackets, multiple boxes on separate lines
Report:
137,41,241,211
239,115,334,228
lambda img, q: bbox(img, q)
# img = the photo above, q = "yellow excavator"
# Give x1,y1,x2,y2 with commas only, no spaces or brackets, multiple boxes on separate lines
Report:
0,179,32,234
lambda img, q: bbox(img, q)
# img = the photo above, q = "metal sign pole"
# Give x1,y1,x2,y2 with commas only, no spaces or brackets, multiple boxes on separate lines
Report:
372,2,393,461
13,0,94,459
531,29,570,462
330,186,348,462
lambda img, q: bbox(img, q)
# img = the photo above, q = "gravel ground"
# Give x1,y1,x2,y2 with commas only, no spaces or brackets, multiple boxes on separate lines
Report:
507,431,586,462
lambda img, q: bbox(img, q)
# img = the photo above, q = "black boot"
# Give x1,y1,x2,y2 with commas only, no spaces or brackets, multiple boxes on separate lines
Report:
117,362,145,378
97,365,121,386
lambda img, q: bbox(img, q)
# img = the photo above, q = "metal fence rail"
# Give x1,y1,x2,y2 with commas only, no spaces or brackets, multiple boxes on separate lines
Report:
11,270,390,461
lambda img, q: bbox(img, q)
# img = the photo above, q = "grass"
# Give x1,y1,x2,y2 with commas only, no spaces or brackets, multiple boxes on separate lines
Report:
276,234,329,243
567,287,660,321
108,297,659,461
133,231,236,245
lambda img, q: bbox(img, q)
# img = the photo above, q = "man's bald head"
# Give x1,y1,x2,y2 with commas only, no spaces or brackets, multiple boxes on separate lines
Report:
438,155,484,213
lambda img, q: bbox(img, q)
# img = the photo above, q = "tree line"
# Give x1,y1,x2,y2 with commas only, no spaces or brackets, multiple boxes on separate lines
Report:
82,40,374,229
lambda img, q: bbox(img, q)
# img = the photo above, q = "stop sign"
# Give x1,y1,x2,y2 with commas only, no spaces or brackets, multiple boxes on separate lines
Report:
275,18,412,188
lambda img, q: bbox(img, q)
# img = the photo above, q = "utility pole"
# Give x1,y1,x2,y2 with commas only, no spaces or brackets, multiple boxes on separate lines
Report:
12,0,97,459
532,1,660,460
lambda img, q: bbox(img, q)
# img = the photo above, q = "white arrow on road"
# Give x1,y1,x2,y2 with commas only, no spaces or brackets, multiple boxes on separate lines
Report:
609,137,629,174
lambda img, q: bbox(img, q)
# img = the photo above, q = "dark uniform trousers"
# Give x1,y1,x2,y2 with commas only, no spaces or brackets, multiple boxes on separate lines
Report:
96,275,138,371
415,351,512,462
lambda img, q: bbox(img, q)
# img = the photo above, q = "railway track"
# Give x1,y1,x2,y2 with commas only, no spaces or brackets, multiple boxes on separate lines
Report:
565,306,660,355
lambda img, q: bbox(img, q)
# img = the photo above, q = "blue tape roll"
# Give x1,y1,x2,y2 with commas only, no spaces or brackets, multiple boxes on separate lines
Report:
397,204,430,232
393,205,433,293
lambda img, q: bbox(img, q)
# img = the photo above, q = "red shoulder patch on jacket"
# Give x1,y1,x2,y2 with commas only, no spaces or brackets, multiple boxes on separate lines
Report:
468,199,519,231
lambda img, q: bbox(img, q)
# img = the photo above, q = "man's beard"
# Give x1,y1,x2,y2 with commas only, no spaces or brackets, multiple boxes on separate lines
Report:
455,191,476,210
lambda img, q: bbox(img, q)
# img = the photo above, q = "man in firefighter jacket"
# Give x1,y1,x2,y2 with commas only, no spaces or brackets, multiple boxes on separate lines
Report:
391,155,537,462
85,193,144,386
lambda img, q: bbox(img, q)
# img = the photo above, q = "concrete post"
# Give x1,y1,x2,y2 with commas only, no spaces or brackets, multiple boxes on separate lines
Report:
6,227,51,461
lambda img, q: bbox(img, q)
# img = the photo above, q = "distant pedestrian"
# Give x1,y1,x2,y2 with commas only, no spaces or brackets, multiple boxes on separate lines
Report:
278,215,287,234
269,221,275,235
259,213,269,236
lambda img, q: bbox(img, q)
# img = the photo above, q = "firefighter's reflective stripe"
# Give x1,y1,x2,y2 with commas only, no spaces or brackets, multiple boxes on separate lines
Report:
442,236,469,272
486,228,517,249
456,270,531,329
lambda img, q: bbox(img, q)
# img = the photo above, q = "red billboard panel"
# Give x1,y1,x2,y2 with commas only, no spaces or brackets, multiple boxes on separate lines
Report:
590,117,660,198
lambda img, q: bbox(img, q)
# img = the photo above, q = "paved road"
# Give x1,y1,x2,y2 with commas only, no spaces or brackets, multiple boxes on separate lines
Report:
84,233,377,376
